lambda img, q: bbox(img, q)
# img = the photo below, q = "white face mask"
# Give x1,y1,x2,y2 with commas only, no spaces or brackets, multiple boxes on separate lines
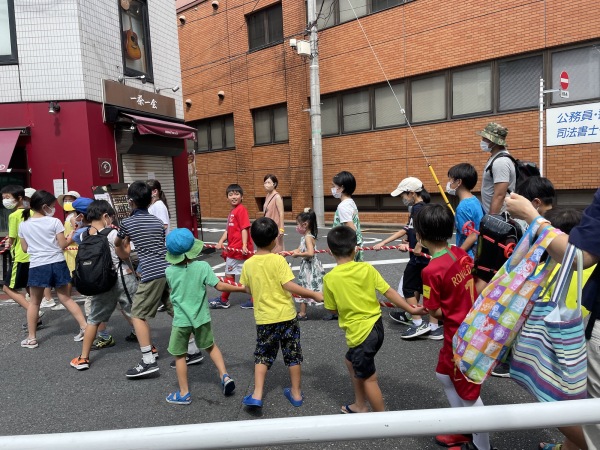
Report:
445,181,457,196
402,196,414,207
480,140,491,152
22,201,30,208
331,187,342,199
43,205,55,217
2,199,17,209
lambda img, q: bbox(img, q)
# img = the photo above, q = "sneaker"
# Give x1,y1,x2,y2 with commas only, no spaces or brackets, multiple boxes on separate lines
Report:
240,299,254,309
22,319,44,331
126,360,159,378
169,351,204,368
91,335,115,350
222,374,235,396
157,304,166,312
322,313,338,321
209,299,230,309
491,362,510,378
73,328,86,342
70,356,90,370
435,434,472,447
51,303,66,311
428,326,444,340
389,310,412,325
38,310,45,319
21,337,38,349
401,322,430,339
152,345,159,359
125,331,138,342
40,298,56,308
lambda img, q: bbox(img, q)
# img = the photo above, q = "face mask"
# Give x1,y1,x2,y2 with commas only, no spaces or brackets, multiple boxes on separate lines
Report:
331,187,342,199
22,201,30,208
43,205,55,217
480,141,491,152
445,181,456,196
2,199,17,209
402,197,414,207
296,226,304,235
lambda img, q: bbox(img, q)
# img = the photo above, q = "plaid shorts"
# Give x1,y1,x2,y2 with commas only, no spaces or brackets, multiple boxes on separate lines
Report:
254,318,303,369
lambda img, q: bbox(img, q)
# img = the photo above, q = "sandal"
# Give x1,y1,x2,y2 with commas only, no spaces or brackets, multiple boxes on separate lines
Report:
166,390,192,405
297,314,308,321
539,443,562,450
221,373,235,396
21,338,38,349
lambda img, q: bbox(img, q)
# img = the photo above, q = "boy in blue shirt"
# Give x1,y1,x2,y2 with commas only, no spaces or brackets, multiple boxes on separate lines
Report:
446,163,484,259
164,228,245,405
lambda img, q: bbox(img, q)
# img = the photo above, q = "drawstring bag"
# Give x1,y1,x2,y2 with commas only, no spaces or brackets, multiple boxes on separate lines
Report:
510,244,587,401
453,221,562,384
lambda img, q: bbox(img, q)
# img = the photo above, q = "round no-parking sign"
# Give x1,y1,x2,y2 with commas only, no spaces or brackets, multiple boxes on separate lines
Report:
560,71,569,90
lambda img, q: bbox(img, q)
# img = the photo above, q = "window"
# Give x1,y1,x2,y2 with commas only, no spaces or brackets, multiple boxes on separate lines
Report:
499,55,543,111
192,115,235,153
321,96,339,135
375,81,405,127
411,75,446,123
315,0,402,28
0,0,17,64
452,65,492,116
253,105,288,145
247,3,283,51
342,90,370,132
119,0,153,81
551,45,600,104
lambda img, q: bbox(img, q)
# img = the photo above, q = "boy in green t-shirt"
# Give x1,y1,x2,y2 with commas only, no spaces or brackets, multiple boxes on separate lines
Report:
164,228,246,405
240,217,323,409
322,225,423,414
1,185,42,324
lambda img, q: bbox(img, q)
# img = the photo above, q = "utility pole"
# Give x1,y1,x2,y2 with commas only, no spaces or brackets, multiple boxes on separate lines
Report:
306,0,324,226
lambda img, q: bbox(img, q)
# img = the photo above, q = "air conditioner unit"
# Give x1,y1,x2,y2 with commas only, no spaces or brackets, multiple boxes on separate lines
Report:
296,40,311,57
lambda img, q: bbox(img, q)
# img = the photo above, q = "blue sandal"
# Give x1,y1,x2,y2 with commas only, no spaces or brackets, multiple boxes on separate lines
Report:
166,390,191,405
221,373,235,396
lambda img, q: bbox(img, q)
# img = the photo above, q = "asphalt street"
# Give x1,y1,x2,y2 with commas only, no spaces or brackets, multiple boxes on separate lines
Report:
0,222,563,449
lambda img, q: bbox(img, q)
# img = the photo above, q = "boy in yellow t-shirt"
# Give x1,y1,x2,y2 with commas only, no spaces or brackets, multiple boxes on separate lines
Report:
322,225,424,414
240,217,322,409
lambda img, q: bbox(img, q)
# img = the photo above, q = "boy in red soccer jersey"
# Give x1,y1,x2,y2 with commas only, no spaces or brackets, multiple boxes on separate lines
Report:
414,204,493,450
211,184,254,309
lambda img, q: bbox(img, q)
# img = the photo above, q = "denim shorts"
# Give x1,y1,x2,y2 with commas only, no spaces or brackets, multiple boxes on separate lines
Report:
28,261,71,288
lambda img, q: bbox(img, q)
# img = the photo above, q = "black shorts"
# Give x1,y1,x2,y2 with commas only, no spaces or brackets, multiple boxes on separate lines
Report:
402,263,427,298
345,317,384,379
4,260,29,290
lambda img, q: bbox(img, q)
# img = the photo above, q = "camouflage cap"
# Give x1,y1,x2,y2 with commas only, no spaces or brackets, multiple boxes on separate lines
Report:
476,122,508,146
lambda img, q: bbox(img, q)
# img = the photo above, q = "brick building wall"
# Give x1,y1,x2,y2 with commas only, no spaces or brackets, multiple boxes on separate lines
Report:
179,0,600,224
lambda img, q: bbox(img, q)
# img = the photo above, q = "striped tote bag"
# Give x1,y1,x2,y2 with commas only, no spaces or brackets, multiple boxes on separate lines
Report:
510,243,587,401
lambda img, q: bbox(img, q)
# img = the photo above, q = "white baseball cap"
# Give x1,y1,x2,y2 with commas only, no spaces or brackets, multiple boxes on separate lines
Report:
391,177,423,197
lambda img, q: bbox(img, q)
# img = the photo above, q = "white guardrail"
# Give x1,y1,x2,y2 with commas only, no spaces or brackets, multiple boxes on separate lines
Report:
2,398,600,450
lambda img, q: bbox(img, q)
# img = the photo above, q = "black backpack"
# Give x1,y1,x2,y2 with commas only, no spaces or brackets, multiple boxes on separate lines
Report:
72,228,118,296
486,152,540,188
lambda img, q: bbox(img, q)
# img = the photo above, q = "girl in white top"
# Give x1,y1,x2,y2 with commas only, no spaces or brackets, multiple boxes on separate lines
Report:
18,190,87,349
147,179,170,234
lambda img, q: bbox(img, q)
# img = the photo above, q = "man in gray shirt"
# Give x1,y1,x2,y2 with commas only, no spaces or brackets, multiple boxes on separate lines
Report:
477,122,516,214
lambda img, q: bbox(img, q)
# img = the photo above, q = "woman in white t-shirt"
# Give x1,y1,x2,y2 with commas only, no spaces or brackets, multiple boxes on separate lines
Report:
331,171,363,261
147,179,170,235
18,190,88,349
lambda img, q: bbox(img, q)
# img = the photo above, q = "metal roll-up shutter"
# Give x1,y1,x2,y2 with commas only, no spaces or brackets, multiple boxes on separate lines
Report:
121,154,177,231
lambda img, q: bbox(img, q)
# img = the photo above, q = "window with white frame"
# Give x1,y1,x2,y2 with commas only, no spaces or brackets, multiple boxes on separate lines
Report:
375,82,406,127
499,55,543,111
193,115,235,153
551,45,600,104
452,65,492,116
0,0,17,64
253,105,288,145
411,75,446,123
247,3,283,51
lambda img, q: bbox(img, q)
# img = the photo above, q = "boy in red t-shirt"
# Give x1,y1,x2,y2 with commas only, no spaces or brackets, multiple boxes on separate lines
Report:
211,184,254,309
414,204,493,450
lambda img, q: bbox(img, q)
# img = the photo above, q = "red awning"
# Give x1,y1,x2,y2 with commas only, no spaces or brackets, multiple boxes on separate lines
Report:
122,113,196,140
0,130,20,172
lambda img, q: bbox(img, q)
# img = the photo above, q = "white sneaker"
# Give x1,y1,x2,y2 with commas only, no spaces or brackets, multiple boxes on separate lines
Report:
38,310,45,319
73,328,86,342
40,298,56,308
51,303,66,311
25,293,30,302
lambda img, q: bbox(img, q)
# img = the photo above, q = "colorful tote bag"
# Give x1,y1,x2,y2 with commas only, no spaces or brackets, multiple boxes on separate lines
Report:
510,244,587,401
452,221,562,384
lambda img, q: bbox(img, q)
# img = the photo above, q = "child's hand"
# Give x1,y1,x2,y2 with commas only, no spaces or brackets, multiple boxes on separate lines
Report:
410,305,427,315
373,242,383,250
397,243,409,252
312,292,324,302
291,249,301,258
242,244,248,255
216,242,223,250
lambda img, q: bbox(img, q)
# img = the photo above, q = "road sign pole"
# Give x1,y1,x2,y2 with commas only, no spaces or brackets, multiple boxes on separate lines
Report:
539,77,544,177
